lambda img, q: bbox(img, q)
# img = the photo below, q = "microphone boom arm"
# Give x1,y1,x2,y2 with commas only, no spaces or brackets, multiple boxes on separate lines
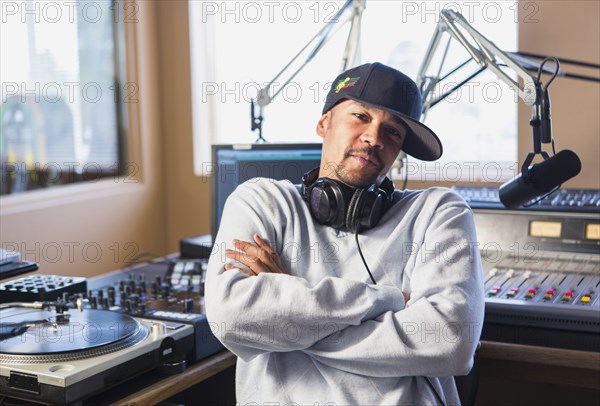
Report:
417,9,538,117
251,0,367,141
417,9,596,207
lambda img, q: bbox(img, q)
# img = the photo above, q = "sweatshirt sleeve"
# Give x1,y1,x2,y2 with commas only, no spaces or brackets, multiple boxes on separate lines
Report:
205,179,406,361
303,196,485,378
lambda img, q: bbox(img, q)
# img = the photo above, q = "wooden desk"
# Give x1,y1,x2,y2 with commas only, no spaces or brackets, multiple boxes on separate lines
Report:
112,350,236,406
479,340,600,389
83,350,237,406
477,341,600,405
86,341,599,406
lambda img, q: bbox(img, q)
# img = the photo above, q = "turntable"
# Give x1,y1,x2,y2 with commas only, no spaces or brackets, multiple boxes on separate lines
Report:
0,303,194,405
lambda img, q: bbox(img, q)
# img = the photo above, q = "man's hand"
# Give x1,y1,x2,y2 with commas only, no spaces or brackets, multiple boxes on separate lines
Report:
224,234,285,276
225,235,410,305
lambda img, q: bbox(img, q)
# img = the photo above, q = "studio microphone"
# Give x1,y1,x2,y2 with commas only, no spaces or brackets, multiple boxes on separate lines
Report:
499,149,582,209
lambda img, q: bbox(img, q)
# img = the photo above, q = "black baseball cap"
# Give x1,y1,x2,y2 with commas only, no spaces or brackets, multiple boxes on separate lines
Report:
323,62,443,161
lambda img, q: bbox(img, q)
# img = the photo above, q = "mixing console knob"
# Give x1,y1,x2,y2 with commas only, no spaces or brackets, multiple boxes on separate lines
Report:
183,299,194,313
151,282,158,297
120,291,127,305
139,303,146,315
101,297,109,310
62,292,70,303
119,280,126,291
155,276,162,286
151,322,166,337
125,300,132,313
161,285,171,298
97,289,104,300
90,296,98,309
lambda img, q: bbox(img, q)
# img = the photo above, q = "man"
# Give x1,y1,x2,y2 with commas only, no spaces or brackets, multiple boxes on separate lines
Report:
206,62,484,405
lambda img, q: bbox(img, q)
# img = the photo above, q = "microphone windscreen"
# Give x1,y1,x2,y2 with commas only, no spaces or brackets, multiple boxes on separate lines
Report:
532,149,581,191
499,150,582,208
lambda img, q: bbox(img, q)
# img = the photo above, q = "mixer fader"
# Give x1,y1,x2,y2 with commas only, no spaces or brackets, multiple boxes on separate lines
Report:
484,256,599,307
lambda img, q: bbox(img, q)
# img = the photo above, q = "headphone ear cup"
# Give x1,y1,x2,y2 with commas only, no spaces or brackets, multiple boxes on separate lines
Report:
347,185,389,233
345,189,363,233
308,179,347,229
304,172,394,232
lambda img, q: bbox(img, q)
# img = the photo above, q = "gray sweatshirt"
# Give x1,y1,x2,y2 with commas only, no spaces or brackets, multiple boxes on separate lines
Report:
206,178,484,406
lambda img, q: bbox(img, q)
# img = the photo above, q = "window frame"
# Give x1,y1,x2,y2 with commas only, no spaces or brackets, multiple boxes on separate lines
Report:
0,0,144,214
189,0,519,183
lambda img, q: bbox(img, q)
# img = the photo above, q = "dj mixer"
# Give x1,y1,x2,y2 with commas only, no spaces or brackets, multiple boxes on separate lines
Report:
0,256,222,404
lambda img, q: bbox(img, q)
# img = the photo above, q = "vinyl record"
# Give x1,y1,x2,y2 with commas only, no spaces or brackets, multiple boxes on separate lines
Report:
0,307,148,363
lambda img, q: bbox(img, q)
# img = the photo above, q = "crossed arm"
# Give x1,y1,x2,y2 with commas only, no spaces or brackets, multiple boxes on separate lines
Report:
205,182,484,377
225,234,411,304
221,233,480,377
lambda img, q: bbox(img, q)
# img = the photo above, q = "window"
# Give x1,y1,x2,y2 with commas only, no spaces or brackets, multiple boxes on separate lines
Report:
0,0,130,195
190,0,518,182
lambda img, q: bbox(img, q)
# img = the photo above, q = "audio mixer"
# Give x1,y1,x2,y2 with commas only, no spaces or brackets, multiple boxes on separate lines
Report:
467,195,600,352
85,257,223,363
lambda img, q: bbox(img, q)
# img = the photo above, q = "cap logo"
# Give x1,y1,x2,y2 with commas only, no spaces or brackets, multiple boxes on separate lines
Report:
334,76,360,93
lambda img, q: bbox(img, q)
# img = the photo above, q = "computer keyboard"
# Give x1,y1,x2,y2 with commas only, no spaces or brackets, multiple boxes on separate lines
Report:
453,186,600,213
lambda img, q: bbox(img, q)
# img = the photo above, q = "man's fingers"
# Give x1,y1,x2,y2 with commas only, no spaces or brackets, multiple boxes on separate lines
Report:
232,239,261,257
225,248,272,274
232,238,276,266
227,236,286,275
253,234,275,254
253,234,285,272
224,263,256,277
231,238,282,273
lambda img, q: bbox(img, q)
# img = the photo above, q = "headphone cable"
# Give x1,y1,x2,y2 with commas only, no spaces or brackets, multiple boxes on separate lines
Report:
355,230,447,406
355,230,377,284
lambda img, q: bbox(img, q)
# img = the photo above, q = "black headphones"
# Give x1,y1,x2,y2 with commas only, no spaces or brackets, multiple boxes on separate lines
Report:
301,167,395,233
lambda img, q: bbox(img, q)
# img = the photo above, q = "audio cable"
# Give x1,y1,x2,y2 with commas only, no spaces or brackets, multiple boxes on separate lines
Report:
355,230,377,284
523,56,561,208
354,230,447,406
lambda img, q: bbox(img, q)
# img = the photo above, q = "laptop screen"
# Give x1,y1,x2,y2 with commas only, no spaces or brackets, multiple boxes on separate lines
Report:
210,143,322,238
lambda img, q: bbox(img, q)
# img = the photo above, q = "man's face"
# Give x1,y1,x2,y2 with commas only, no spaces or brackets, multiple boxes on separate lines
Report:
316,100,407,188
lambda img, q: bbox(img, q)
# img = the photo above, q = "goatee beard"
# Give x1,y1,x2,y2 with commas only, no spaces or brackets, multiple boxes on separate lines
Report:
335,147,383,188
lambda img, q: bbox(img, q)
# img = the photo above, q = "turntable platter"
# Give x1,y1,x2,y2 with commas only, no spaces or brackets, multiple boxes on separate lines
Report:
0,307,148,363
